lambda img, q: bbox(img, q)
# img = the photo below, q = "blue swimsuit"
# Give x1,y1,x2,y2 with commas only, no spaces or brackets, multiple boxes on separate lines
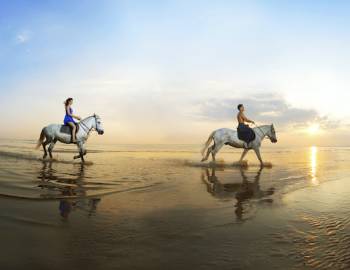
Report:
63,107,76,125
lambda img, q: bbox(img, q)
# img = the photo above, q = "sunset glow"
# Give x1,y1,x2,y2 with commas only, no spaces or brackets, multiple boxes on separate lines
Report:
310,146,318,185
1,1,350,146
307,124,320,135
2,2,350,270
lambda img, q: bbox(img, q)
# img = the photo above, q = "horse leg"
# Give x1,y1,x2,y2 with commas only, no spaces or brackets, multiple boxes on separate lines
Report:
48,139,57,159
42,140,50,159
42,137,52,158
76,142,85,163
239,149,249,163
202,143,215,162
253,147,264,167
43,137,53,159
80,149,85,163
211,143,224,162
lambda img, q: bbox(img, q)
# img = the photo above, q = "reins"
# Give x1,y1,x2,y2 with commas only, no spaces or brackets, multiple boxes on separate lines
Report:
253,123,267,140
79,116,97,135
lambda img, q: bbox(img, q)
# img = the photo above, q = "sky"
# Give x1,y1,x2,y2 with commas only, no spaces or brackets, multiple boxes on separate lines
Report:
1,0,350,146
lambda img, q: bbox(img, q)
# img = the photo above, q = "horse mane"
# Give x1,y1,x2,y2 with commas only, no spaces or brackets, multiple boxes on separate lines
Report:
253,124,270,130
252,124,272,138
81,115,97,122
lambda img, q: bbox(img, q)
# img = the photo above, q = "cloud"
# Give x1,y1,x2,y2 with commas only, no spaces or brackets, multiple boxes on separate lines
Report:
193,93,338,129
15,31,31,44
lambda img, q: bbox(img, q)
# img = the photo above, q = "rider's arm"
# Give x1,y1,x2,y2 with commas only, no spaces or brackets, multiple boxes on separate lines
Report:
66,106,81,120
242,113,255,124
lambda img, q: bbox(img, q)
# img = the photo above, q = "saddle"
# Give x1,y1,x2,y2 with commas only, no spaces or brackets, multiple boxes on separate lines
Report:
60,123,79,142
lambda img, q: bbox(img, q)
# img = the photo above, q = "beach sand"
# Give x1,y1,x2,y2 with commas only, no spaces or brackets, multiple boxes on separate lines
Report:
0,140,350,269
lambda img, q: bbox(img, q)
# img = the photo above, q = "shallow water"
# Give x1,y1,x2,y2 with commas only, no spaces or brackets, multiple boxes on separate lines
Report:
0,139,350,269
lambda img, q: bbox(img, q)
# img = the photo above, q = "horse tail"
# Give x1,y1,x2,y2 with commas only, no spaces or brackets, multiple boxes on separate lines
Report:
35,128,46,149
201,130,215,157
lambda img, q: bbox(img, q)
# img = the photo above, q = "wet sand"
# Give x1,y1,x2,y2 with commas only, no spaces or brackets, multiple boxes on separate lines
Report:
0,140,350,269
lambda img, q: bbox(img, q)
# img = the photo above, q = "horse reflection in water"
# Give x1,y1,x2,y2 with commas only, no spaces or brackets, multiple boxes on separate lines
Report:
37,161,101,219
202,167,275,221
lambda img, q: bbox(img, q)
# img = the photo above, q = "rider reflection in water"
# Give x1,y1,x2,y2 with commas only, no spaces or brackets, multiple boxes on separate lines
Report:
237,104,256,149
202,167,274,221
37,162,101,219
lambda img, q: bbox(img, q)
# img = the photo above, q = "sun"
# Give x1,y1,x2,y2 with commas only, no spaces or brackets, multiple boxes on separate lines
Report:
307,123,320,135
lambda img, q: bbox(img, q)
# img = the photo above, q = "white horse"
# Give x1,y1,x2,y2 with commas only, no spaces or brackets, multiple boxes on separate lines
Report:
36,114,104,162
201,124,277,166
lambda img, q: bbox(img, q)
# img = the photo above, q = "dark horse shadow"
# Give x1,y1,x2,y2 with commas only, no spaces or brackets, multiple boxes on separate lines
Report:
201,167,275,221
37,161,101,219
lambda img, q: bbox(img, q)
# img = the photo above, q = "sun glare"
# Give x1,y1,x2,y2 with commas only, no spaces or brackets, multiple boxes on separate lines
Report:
307,123,320,135
310,146,318,185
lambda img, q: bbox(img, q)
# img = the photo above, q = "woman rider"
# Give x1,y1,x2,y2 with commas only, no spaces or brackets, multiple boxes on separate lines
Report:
237,104,256,148
63,98,81,143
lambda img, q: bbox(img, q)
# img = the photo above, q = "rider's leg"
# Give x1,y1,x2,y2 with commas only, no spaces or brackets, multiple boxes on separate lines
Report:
68,122,77,142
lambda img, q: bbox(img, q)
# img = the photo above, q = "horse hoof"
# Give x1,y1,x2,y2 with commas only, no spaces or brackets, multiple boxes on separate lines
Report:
262,162,272,168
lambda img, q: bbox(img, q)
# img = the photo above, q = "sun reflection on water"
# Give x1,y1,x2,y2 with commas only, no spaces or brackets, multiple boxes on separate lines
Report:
310,146,318,185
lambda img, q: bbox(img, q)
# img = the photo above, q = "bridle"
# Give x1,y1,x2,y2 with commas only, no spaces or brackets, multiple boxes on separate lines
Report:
253,124,273,141
79,115,99,135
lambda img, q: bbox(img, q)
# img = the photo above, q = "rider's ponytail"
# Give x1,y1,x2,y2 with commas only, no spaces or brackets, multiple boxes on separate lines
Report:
64,97,73,106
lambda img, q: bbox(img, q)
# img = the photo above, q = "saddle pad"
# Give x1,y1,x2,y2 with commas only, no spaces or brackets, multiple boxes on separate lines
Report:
60,125,72,135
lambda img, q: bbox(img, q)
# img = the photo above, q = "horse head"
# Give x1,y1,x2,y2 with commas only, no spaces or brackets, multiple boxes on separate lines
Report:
93,114,104,135
267,124,277,143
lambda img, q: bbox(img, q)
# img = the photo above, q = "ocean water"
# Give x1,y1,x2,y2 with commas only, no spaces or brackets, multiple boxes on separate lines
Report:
0,139,350,269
